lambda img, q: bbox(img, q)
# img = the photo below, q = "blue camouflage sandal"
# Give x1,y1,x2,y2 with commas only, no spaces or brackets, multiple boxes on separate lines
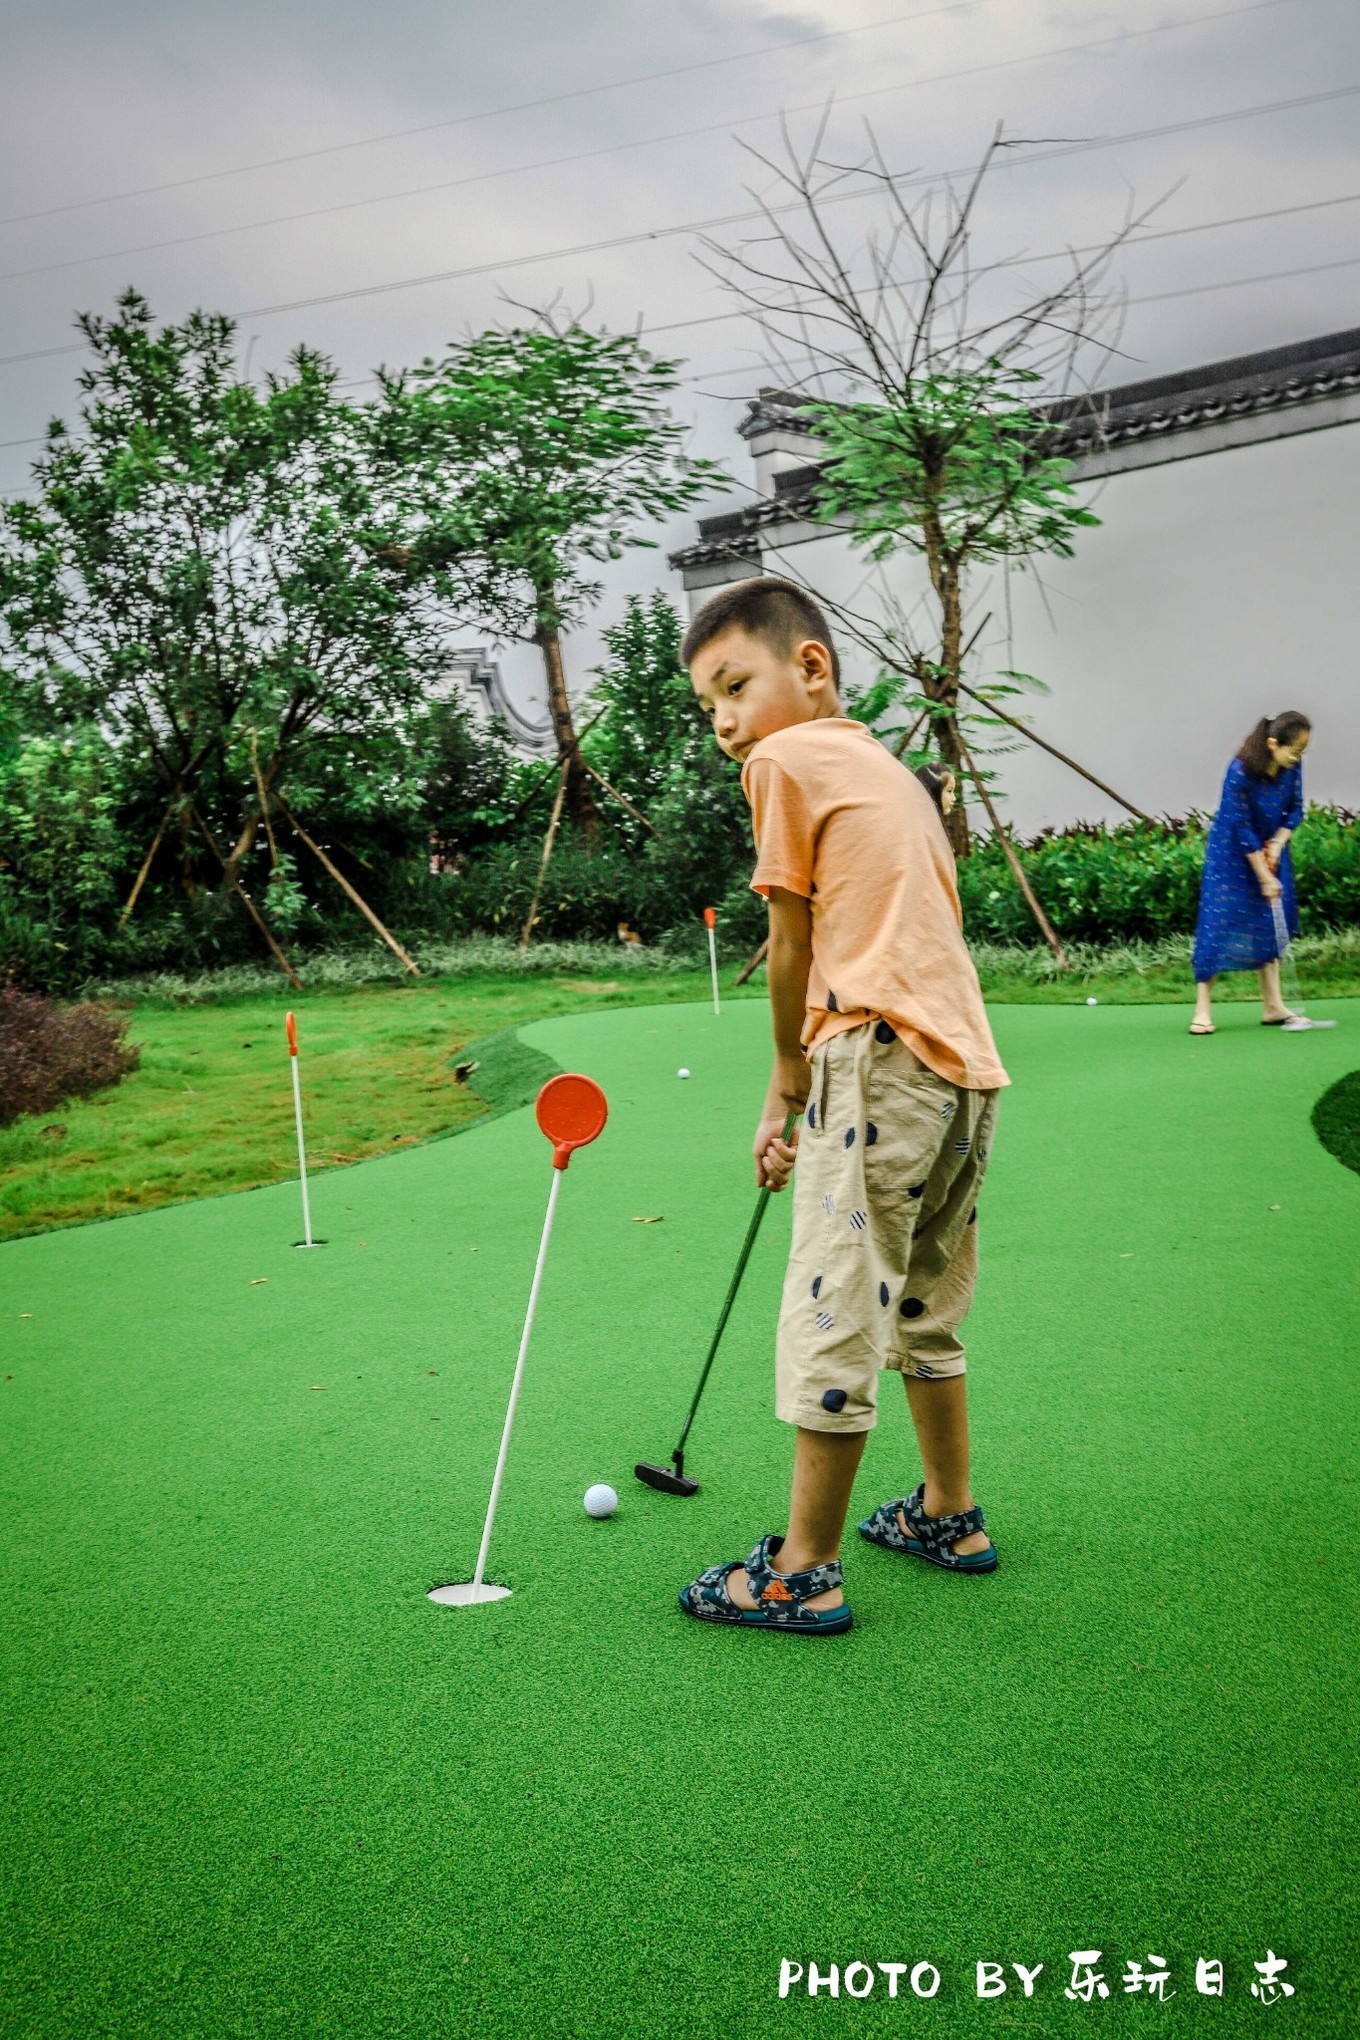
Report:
678,1533,853,1634
858,1483,998,1574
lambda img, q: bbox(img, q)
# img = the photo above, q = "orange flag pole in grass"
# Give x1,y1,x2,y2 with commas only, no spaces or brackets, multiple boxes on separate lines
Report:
704,907,720,1015
286,1011,315,1249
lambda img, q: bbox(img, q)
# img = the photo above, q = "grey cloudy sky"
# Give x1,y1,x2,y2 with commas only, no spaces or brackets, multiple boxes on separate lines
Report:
1,0,1357,745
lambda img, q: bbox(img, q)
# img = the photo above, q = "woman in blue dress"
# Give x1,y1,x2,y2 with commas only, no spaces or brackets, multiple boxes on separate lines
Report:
1190,711,1311,1034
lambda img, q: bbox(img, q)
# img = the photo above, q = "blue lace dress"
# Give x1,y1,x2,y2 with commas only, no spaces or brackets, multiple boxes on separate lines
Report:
1192,757,1302,982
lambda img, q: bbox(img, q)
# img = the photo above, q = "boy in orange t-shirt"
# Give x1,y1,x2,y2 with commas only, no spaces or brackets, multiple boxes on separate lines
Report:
678,577,1009,1635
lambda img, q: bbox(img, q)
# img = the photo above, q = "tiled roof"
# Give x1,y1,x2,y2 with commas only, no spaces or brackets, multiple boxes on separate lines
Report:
1044,325,1360,458
669,458,824,568
669,328,1360,570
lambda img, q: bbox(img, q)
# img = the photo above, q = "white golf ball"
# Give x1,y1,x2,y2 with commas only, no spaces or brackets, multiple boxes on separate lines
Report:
1086,997,1098,1006
677,1067,690,1080
583,1483,618,1519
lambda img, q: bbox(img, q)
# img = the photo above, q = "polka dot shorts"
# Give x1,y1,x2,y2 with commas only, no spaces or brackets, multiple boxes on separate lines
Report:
776,1020,999,1432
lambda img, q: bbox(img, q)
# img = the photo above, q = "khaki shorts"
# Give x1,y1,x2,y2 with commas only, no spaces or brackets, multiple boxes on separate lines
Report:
776,1020,999,1433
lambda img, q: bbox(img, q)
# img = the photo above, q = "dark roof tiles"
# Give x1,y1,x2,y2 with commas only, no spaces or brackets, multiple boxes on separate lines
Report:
670,326,1360,569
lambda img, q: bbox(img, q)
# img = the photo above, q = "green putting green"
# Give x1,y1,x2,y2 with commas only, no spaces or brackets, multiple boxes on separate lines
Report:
2,998,1357,2036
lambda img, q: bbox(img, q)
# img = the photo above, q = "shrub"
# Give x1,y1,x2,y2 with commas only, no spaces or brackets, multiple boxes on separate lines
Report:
1312,1069,1360,1178
956,807,1360,946
0,986,139,1126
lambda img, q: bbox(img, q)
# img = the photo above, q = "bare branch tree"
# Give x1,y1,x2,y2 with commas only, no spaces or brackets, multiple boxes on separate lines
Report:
700,116,1168,857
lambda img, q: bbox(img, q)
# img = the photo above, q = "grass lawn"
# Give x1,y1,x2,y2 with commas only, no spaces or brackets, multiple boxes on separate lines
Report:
2,995,1357,2035
0,966,761,1242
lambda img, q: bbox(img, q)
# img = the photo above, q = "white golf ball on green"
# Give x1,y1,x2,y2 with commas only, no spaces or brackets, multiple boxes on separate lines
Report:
583,1483,618,1519
1086,997,1098,1006
677,1067,690,1079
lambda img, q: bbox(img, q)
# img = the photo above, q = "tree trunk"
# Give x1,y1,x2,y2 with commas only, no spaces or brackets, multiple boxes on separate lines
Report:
534,596,598,842
179,803,199,897
930,557,971,859
920,513,971,859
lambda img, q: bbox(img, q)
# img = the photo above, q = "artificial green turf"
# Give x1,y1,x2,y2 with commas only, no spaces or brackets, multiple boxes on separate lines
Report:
2,998,1358,2036
1312,1067,1360,1177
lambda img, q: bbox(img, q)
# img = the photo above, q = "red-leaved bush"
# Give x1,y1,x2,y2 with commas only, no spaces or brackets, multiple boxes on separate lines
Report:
0,986,139,1127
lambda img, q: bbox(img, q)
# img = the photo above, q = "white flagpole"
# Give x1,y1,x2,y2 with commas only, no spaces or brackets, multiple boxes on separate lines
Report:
471,1168,562,1590
286,1011,314,1248
705,909,720,1016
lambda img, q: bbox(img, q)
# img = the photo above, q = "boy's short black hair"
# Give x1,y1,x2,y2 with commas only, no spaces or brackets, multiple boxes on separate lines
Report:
680,574,841,688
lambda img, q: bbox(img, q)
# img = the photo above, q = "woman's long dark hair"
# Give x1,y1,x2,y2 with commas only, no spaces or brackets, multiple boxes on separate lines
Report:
915,762,952,812
1237,710,1311,779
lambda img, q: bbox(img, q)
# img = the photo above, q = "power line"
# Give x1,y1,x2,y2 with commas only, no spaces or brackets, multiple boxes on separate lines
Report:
0,67,1352,376
679,249,1360,388
1129,248,1360,305
0,2,969,231
128,69,1360,329
0,0,1300,293
642,186,1360,339
7,226,1357,449
6,251,1358,479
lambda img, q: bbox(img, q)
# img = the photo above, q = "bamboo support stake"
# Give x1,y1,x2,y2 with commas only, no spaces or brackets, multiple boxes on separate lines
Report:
954,678,1152,822
893,705,933,759
519,762,569,951
118,793,180,929
503,707,608,830
275,796,421,975
190,804,303,988
735,936,769,986
954,735,1068,968
582,758,656,833
250,730,280,868
505,712,656,839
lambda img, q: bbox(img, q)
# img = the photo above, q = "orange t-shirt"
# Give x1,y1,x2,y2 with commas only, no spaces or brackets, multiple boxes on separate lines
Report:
742,718,1009,1091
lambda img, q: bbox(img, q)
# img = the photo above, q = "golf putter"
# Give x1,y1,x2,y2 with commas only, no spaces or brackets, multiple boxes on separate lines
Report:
635,1111,798,1497
1272,898,1336,1031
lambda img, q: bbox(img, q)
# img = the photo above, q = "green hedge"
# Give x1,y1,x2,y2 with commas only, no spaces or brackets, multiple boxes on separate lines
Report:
436,806,1360,954
7,802,1358,991
1312,1070,1360,1177
955,807,1359,946
391,831,767,951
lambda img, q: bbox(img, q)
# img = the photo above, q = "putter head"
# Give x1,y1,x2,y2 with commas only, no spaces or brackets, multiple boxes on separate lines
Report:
1283,1016,1337,1031
634,1461,700,1497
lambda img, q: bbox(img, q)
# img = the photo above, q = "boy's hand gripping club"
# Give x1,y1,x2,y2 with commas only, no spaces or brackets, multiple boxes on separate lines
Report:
635,1111,799,1497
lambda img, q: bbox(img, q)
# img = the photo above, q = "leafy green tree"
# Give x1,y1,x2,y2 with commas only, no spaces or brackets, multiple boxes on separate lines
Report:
812,362,1099,849
582,592,703,848
418,700,525,866
376,322,723,834
0,291,459,954
583,591,753,924
0,726,130,980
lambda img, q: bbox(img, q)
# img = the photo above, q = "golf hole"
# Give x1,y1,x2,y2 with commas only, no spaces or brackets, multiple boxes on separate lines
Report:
293,1239,328,1249
427,1582,513,1607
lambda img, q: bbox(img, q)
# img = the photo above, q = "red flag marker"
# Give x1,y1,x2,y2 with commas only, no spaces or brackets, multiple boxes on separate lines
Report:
704,907,720,1015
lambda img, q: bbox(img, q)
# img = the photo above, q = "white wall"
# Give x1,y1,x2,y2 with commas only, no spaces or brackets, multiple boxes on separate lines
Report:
688,420,1360,836
1000,423,1360,830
